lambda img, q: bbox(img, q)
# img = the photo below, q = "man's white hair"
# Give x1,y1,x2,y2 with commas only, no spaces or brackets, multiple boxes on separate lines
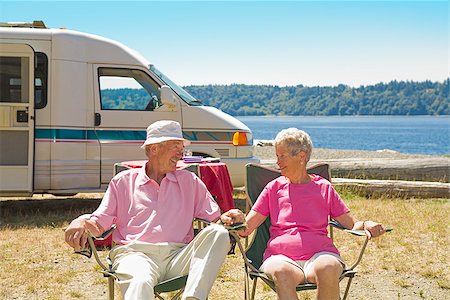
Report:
274,128,313,162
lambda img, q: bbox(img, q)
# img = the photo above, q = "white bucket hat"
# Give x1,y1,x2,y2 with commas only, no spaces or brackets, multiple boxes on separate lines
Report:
141,120,190,148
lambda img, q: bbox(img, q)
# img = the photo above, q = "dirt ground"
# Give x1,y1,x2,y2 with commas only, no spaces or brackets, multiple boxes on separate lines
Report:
1,196,449,300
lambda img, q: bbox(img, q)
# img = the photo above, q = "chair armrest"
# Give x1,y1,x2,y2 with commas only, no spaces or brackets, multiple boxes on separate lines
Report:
329,219,393,236
224,222,248,231
228,231,261,273
96,224,117,241
75,224,116,257
193,218,248,231
329,219,392,271
224,223,247,255
75,224,116,272
328,219,369,270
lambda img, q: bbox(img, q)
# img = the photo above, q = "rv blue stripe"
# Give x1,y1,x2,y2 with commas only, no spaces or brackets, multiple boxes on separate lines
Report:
205,132,220,141
183,131,198,141
34,128,243,142
94,130,146,140
35,128,146,140
35,128,89,139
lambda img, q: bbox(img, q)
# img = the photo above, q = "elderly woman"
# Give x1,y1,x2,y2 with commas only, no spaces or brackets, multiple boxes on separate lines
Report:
239,128,387,300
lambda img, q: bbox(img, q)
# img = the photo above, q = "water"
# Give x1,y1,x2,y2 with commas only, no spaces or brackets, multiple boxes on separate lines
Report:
237,116,450,155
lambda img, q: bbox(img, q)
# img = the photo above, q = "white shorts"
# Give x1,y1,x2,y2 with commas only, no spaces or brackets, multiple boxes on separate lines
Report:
260,252,345,284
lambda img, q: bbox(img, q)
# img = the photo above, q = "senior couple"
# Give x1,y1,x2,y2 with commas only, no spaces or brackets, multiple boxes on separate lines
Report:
65,120,386,300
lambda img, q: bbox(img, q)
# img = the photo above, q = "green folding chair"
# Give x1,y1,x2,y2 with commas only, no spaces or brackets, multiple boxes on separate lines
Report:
230,163,378,300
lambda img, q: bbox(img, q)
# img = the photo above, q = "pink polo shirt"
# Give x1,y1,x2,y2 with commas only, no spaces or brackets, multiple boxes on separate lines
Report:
252,174,350,261
91,163,221,245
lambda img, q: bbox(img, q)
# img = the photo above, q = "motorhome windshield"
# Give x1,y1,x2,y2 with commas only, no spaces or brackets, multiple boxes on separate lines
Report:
150,65,201,105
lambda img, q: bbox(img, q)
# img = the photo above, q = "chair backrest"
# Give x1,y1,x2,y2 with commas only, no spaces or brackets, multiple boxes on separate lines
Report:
245,163,331,269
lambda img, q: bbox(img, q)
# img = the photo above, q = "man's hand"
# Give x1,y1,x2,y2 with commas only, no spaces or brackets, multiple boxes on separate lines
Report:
219,209,245,227
64,217,103,252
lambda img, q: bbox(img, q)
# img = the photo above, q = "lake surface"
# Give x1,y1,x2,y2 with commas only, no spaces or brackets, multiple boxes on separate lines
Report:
237,116,450,155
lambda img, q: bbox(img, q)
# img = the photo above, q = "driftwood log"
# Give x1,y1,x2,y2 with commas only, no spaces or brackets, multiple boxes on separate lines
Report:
333,178,450,198
313,157,449,183
260,157,450,198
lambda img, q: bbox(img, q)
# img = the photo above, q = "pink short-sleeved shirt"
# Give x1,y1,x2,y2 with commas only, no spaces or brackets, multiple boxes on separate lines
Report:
252,174,350,261
91,163,221,245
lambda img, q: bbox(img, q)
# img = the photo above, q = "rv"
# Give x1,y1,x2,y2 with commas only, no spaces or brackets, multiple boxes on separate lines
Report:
0,21,259,196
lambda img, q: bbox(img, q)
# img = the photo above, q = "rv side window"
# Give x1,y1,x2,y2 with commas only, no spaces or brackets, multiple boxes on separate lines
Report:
34,52,48,109
0,56,30,103
98,68,161,111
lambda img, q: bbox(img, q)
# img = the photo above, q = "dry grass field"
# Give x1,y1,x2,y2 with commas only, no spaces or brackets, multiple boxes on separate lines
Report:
1,189,449,300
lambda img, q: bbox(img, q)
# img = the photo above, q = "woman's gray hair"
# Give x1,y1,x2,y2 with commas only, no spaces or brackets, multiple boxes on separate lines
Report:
274,128,313,162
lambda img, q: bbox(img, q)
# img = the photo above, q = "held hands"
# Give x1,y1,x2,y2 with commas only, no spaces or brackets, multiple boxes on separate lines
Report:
219,209,245,227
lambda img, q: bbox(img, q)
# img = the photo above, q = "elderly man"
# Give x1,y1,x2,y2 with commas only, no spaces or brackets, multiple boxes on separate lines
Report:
65,120,244,300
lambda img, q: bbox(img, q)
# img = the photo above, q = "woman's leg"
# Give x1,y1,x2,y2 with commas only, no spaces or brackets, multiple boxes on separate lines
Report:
304,253,344,300
261,255,305,300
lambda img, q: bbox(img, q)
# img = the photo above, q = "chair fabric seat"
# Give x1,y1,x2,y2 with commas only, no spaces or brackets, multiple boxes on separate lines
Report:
154,275,188,294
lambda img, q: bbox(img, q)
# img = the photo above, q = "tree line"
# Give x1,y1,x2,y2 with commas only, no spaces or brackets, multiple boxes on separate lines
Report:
183,79,449,116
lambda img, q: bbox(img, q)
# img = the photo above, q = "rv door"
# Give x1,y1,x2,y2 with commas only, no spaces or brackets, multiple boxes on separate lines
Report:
92,65,182,185
0,44,35,195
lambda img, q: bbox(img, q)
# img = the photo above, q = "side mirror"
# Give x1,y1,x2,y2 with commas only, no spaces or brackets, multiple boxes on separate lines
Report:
160,85,177,111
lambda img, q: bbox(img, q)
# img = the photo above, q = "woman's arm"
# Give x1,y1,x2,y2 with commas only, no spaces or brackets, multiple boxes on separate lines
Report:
334,212,387,239
238,210,267,237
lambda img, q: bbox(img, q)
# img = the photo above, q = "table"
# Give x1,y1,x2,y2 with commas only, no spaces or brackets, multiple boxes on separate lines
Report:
118,160,235,212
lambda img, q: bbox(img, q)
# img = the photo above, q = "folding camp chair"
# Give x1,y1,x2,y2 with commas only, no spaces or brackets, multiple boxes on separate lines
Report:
78,218,211,300
230,163,376,300
75,163,207,300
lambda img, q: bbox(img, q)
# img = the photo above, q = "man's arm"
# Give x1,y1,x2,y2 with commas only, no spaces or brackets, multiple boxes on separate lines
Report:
64,216,105,252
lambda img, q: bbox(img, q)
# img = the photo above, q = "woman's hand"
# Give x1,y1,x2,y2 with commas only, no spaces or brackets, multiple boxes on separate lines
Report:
362,220,387,239
335,213,387,240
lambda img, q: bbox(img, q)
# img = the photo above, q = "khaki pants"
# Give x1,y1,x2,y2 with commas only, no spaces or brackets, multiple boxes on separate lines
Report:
109,224,230,300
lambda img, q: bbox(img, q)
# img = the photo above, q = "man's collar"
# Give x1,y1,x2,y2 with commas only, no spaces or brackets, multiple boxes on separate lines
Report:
136,162,178,186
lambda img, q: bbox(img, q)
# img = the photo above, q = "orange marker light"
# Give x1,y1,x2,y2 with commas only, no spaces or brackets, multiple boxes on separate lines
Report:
232,132,248,146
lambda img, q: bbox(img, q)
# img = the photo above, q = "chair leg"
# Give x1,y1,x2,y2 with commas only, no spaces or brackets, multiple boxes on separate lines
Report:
244,274,249,300
107,276,115,300
171,288,184,300
250,278,258,300
155,294,165,300
342,277,353,300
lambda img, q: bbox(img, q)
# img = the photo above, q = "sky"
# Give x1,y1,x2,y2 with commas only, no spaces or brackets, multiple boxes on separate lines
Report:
1,0,448,87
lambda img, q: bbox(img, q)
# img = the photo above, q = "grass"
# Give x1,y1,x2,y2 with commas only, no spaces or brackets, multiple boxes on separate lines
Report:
0,192,449,299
